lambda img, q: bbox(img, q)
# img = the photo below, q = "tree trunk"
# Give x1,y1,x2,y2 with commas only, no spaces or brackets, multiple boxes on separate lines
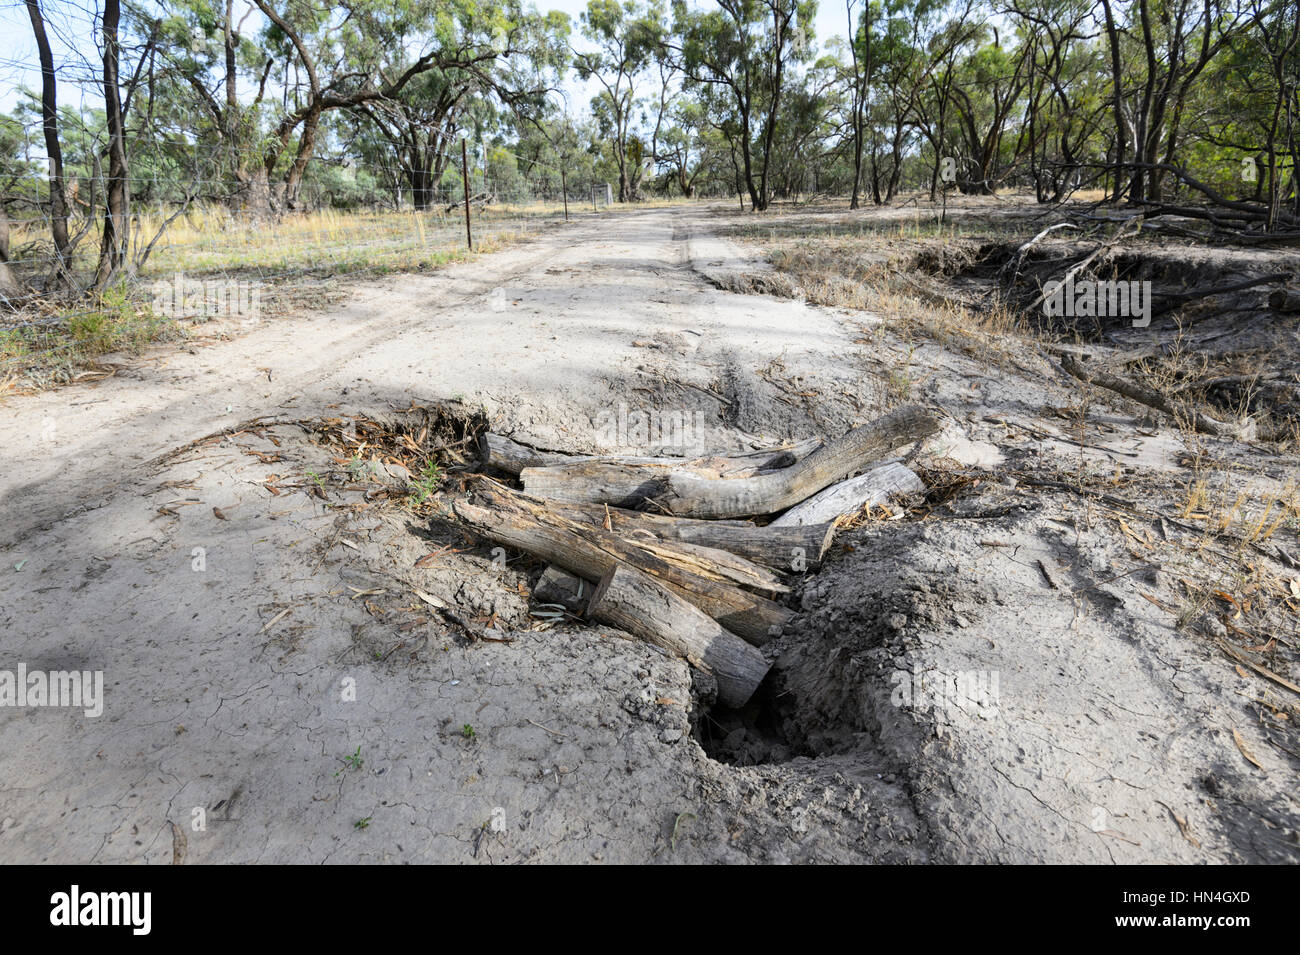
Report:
1100,0,1127,203
452,498,792,645
540,499,836,571
655,405,939,519
0,212,18,294
769,462,922,526
94,0,129,289
588,564,770,708
25,0,72,281
484,432,821,476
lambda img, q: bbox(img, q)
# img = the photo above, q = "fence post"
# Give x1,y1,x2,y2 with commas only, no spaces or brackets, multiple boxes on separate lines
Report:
561,168,569,222
460,138,473,251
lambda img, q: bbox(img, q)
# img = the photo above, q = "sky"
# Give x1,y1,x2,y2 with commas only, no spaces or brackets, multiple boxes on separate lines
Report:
0,0,856,123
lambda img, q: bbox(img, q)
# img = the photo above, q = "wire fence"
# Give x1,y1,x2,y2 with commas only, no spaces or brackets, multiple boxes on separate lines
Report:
0,133,621,385
0,140,618,310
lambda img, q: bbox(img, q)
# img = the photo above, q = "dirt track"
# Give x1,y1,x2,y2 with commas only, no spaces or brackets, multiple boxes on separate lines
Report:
1,205,1297,863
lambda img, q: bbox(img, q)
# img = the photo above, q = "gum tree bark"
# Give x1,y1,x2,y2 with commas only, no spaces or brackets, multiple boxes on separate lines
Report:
25,0,72,282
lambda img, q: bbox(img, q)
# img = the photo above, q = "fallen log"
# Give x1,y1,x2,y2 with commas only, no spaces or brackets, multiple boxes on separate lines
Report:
532,565,591,612
588,565,770,708
1148,273,1292,318
521,459,669,507
770,462,923,526
485,434,723,474
1059,354,1258,441
445,192,494,213
476,486,787,594
1269,289,1300,313
481,434,578,473
516,442,825,506
653,404,939,519
452,499,792,644
483,432,822,477
543,500,835,571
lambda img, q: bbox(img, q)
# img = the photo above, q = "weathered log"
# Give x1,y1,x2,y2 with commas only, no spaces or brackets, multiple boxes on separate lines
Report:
476,486,787,594
505,437,823,506
654,404,939,519
481,434,575,473
483,432,821,477
771,462,923,526
452,499,792,644
532,565,592,612
517,450,826,505
588,565,770,708
1268,289,1300,313
1059,354,1257,440
543,500,835,571
521,460,670,507
484,434,724,474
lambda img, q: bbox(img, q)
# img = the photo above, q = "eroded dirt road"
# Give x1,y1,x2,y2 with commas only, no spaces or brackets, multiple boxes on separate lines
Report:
1,206,1296,863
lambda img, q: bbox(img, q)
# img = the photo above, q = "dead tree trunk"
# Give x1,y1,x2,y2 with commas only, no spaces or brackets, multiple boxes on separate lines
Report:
769,462,923,526
655,405,939,519
483,432,820,477
452,499,792,644
541,500,835,571
1059,355,1258,441
588,565,770,708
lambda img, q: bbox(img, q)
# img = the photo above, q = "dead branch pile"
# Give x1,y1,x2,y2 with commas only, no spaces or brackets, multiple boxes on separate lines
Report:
451,405,939,706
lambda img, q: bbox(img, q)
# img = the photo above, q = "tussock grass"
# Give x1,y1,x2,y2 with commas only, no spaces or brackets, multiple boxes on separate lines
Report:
0,282,183,389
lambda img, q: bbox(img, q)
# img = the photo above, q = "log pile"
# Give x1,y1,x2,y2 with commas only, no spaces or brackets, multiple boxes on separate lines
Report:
451,404,939,707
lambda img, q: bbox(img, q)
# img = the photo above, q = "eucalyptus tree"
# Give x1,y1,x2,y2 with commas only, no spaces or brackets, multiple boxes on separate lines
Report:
572,0,665,201
672,0,816,210
948,26,1032,193
24,0,72,278
1114,0,1244,202
151,0,279,209
1003,0,1108,201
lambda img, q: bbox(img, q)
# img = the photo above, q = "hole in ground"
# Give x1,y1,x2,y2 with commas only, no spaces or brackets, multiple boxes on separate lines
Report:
693,674,806,766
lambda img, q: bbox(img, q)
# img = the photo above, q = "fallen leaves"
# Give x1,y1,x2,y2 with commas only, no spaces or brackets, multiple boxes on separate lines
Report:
412,588,448,609
1155,801,1201,848
1232,728,1266,771
1216,638,1300,696
414,544,462,567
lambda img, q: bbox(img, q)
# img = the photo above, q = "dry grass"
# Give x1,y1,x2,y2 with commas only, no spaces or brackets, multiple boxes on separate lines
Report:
751,233,1038,369
5,200,570,286
136,202,558,278
1,283,184,388
1,201,572,388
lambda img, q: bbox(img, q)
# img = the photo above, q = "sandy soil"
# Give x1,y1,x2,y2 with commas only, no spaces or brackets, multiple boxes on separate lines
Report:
1,205,1296,863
